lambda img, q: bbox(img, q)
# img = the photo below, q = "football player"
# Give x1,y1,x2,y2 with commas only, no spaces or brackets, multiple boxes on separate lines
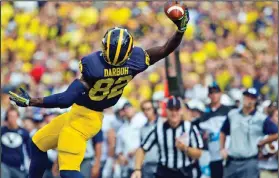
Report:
9,5,189,178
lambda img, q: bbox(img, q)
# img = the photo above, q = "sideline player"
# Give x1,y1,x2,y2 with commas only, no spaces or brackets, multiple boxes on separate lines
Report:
9,4,190,178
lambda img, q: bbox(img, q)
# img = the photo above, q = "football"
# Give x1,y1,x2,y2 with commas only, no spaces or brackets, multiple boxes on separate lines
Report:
164,1,185,21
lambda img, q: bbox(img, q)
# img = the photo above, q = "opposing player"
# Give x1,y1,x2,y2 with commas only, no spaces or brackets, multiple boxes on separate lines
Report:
9,4,189,178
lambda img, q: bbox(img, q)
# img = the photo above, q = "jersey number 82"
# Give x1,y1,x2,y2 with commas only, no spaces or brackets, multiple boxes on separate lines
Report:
89,75,133,101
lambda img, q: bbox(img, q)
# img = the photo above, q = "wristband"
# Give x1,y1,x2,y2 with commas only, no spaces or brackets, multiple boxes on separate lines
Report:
25,99,30,106
177,29,185,33
134,169,141,171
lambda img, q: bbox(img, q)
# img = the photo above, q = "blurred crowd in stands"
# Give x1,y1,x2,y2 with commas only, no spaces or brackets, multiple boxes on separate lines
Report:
1,1,278,178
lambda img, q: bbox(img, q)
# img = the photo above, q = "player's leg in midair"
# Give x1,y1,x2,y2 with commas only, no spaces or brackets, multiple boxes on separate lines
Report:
29,113,69,178
57,105,103,178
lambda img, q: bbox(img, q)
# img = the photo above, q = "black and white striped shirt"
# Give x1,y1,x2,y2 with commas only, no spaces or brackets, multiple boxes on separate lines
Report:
141,120,203,169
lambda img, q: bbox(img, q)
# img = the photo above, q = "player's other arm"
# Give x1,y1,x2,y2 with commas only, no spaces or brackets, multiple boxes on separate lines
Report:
146,5,189,65
9,76,90,108
31,76,89,108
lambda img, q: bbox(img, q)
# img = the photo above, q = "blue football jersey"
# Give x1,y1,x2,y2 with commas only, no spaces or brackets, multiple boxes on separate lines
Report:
75,46,150,111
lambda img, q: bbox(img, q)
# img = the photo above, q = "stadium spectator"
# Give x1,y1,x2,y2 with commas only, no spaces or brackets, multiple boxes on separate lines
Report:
140,100,162,178
26,112,47,137
258,102,278,178
115,102,147,178
132,97,204,178
111,98,129,132
227,88,243,109
186,99,206,124
198,84,231,178
186,99,211,178
220,88,278,178
104,99,129,178
1,106,31,178
82,130,103,178
100,109,118,178
23,117,36,135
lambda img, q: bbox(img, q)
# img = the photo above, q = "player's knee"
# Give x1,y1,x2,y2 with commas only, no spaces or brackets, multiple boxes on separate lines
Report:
60,170,83,178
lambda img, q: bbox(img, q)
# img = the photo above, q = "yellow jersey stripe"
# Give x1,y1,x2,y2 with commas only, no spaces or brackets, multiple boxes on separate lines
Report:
106,31,112,64
120,34,133,64
113,29,124,65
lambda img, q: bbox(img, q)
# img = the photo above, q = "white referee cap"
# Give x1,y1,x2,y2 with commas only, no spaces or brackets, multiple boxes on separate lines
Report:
220,94,235,106
187,99,206,112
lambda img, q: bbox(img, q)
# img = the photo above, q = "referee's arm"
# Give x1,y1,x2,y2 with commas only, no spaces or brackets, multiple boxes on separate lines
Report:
186,125,203,159
176,124,203,159
134,128,157,171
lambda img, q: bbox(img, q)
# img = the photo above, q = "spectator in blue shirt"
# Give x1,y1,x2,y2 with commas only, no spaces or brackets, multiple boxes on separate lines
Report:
1,106,31,178
259,102,278,178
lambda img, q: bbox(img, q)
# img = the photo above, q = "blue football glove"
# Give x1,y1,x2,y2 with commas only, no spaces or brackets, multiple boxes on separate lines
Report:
172,4,190,33
9,88,31,107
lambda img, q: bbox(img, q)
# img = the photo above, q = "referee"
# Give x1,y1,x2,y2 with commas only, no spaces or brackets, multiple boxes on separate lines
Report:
131,97,204,178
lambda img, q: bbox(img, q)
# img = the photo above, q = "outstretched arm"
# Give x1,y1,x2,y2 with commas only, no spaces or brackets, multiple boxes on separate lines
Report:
9,76,90,108
146,4,189,65
30,77,89,108
146,31,184,65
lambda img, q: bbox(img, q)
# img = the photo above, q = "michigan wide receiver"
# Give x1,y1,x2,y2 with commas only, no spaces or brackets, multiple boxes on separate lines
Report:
9,5,189,178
